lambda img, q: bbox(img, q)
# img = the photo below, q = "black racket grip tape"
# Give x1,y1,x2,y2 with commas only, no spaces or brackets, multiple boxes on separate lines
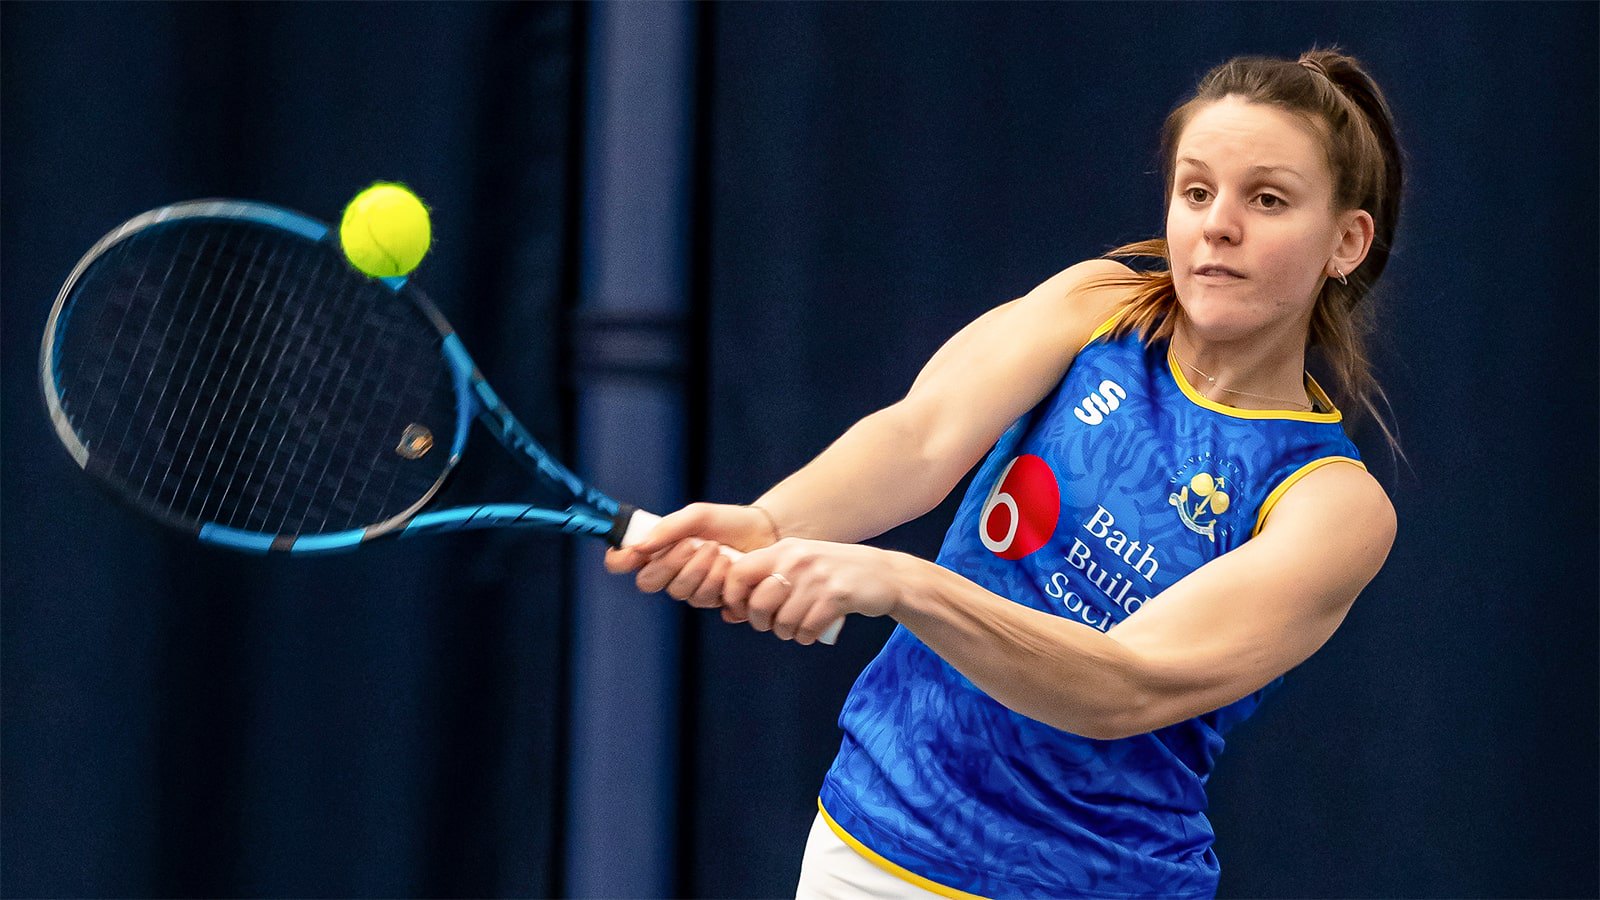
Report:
607,503,640,548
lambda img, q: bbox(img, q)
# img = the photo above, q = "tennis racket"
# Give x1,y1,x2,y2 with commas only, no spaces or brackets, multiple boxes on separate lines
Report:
39,199,843,645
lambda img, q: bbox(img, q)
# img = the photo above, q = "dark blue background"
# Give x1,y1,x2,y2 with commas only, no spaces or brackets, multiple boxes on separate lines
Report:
3,2,1595,898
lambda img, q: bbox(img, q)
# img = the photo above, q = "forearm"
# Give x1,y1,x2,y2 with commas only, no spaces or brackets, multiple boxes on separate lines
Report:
889,552,1144,740
754,404,950,545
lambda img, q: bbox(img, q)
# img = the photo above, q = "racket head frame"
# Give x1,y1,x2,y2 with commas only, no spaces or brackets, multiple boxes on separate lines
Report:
39,199,626,554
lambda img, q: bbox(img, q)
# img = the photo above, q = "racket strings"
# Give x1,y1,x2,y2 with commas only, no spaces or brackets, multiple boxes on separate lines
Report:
200,244,323,528
101,232,230,506
318,310,442,531
86,229,219,473
287,282,430,533
249,251,377,532
138,230,298,524
166,232,282,523
54,218,455,537
191,239,345,530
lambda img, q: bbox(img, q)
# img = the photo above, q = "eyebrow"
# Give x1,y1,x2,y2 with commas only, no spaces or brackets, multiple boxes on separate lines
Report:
1176,157,1307,183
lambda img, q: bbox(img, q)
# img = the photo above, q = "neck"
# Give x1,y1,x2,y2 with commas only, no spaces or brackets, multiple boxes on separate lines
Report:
1169,314,1313,411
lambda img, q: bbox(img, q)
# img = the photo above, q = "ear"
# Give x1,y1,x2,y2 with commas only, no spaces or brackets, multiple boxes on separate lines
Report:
1330,208,1375,279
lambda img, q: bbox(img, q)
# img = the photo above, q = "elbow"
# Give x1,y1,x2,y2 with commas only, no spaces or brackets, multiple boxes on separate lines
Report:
1087,649,1159,741
1031,668,1154,742
1041,706,1140,742
1071,691,1152,741
1091,705,1153,742
1028,630,1155,741
1094,648,1248,739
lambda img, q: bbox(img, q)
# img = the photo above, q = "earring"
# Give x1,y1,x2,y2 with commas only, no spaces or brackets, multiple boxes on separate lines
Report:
1333,265,1348,286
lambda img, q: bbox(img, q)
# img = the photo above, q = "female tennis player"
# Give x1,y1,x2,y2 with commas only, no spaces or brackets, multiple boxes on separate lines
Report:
606,48,1402,899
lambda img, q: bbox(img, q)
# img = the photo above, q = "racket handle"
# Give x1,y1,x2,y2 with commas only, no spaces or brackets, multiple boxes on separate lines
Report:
619,508,845,646
618,509,674,553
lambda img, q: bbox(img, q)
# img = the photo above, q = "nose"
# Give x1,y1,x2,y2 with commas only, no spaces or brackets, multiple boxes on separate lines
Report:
1202,195,1242,245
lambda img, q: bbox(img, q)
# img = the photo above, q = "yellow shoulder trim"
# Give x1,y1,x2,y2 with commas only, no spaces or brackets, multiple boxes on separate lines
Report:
1305,372,1338,417
1168,344,1345,423
1252,456,1367,536
816,799,990,899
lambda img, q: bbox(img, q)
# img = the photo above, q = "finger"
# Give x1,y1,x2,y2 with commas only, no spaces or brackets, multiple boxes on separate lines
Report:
721,583,749,622
688,552,729,609
638,539,702,592
770,585,812,642
745,573,792,634
635,540,703,594
614,546,664,572
723,544,783,616
793,599,842,646
604,547,645,574
665,541,721,601
721,556,758,610
628,503,712,556
721,556,762,620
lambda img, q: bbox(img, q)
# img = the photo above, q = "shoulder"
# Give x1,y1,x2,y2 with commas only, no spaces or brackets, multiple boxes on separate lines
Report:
1019,258,1140,346
1031,257,1138,290
1259,460,1397,563
1027,258,1138,309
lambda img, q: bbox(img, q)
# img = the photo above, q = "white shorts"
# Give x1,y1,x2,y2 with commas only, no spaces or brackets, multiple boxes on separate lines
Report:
795,810,956,899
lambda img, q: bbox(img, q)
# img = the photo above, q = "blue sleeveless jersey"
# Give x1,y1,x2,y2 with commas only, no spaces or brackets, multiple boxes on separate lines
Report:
818,315,1364,899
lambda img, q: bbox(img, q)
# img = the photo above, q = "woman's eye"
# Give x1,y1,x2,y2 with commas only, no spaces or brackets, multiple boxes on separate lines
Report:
1182,188,1286,209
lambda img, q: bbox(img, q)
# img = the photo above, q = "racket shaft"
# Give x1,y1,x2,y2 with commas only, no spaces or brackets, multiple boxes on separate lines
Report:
621,510,845,645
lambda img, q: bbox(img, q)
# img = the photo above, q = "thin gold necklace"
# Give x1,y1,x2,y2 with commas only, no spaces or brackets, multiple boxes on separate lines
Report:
1171,342,1316,412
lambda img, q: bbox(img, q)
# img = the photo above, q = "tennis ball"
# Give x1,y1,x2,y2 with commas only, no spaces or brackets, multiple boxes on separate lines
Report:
340,182,431,278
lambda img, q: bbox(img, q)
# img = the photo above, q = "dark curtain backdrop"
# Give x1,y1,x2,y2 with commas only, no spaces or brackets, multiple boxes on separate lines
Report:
3,2,1596,899
2,3,584,897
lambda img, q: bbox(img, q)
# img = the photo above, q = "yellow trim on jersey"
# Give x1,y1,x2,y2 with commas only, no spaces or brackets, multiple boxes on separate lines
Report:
816,799,990,899
1166,344,1344,423
1078,307,1126,352
1252,455,1367,536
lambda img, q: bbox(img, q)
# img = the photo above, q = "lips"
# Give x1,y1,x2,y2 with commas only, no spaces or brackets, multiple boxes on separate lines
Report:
1194,265,1244,277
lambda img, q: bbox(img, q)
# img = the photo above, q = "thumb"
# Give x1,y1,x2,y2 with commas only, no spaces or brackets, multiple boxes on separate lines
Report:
629,504,709,555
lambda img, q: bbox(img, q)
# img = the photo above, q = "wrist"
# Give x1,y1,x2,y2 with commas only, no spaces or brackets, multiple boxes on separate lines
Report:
887,550,941,621
746,503,782,544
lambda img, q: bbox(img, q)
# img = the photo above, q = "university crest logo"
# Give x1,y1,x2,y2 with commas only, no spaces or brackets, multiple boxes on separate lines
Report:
1167,452,1244,543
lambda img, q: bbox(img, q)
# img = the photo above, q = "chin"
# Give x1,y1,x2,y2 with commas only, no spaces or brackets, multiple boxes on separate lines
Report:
1173,292,1259,339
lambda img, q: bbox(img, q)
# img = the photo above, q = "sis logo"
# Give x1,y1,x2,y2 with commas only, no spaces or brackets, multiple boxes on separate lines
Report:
1073,379,1127,425
978,455,1059,559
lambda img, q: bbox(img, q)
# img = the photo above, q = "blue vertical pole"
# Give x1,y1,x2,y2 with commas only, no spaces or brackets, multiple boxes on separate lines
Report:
565,2,696,897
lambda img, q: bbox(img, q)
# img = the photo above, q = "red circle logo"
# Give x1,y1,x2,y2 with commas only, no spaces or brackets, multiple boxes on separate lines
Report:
979,454,1060,560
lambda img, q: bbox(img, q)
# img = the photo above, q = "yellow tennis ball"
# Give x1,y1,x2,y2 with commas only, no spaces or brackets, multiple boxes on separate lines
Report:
340,182,431,277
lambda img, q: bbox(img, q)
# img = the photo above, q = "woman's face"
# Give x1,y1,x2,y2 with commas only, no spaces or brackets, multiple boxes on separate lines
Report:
1165,95,1355,342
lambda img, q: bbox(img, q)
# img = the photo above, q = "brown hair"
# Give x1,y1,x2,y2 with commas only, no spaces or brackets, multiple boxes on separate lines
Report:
1092,47,1404,457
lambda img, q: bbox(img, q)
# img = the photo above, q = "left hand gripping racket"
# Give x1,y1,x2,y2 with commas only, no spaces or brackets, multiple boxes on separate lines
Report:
40,200,843,645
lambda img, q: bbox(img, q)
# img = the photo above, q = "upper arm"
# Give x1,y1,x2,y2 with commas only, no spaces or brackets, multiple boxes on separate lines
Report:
894,258,1135,490
1106,461,1397,739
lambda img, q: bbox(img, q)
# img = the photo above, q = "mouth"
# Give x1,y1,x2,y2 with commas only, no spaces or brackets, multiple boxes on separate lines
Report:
1193,265,1245,279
